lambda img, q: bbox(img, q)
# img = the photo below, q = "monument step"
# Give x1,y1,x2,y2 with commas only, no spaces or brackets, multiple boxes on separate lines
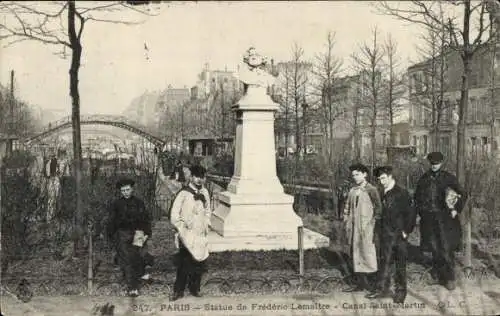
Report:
208,228,329,252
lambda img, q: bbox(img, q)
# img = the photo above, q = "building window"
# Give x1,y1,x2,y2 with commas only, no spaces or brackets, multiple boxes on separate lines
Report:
482,136,490,156
442,100,451,123
422,135,428,154
441,136,451,157
414,72,422,93
470,68,479,87
412,135,417,147
470,136,478,157
409,104,414,125
424,73,430,92
479,97,489,123
414,105,421,126
424,107,432,126
469,97,477,123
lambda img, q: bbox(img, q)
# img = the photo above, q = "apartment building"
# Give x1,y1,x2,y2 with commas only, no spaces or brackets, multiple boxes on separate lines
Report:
408,42,500,160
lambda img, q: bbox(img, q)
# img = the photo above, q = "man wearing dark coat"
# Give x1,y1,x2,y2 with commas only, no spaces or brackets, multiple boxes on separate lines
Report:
414,152,467,291
107,178,152,297
367,166,416,303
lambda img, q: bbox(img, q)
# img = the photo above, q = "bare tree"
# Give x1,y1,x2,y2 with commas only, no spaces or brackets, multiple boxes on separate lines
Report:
282,43,310,159
0,1,156,255
377,0,492,268
383,34,406,146
408,7,451,152
311,31,343,164
352,27,386,172
274,62,293,157
487,0,500,157
0,84,40,136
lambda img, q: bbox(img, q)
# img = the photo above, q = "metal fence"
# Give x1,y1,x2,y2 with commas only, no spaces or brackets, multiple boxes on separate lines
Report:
152,195,172,221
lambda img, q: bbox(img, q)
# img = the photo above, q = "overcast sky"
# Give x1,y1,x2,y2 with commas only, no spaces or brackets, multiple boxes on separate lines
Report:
1,1,427,117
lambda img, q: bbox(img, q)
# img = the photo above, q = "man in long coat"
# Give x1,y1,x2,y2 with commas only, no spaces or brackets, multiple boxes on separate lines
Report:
343,163,382,293
107,178,152,297
415,151,467,291
367,166,416,303
169,165,211,301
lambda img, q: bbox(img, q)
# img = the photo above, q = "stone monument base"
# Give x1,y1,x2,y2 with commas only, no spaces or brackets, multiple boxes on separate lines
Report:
207,227,329,252
209,191,330,252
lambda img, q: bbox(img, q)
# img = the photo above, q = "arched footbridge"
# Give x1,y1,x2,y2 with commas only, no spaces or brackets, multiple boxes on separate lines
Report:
23,115,166,146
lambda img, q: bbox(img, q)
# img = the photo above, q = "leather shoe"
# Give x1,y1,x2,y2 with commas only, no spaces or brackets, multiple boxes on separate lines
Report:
190,292,203,297
365,291,392,299
171,292,184,301
127,289,139,297
445,281,456,291
393,296,406,304
342,285,363,292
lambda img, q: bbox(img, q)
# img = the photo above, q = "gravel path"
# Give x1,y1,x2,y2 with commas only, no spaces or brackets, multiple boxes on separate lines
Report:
2,278,500,316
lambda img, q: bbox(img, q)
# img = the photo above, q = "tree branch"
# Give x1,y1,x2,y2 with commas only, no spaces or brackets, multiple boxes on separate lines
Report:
1,37,29,48
75,9,85,40
0,23,70,47
84,16,144,25
472,1,489,48
10,2,68,19
1,2,71,47
78,3,123,14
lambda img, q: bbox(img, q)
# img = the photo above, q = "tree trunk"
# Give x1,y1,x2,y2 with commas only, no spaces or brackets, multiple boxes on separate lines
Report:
457,0,472,268
68,0,84,256
370,124,376,174
284,78,289,158
490,13,497,158
295,98,300,162
353,109,361,161
457,55,471,267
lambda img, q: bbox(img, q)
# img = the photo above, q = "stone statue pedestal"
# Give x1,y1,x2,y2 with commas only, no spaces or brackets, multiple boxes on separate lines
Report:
210,85,307,250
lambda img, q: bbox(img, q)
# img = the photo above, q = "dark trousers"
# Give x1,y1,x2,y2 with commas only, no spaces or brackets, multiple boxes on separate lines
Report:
428,215,456,283
173,242,206,295
351,272,377,291
377,234,408,296
114,230,145,290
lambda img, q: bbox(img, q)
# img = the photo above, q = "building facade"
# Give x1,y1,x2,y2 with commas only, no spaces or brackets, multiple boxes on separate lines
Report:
408,42,500,161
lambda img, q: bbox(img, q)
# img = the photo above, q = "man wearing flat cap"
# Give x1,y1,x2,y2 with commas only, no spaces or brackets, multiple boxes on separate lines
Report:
107,177,152,297
366,166,416,303
414,151,467,291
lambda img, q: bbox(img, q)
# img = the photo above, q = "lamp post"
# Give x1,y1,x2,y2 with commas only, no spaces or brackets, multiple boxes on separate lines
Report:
301,102,308,158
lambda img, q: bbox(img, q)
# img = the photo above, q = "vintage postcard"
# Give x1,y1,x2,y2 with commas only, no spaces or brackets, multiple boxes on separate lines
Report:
1,1,500,315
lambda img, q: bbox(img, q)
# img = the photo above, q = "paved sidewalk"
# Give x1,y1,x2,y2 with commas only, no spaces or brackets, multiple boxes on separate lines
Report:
2,279,499,316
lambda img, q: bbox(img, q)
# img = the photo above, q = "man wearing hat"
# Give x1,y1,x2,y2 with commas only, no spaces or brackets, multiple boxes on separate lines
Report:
107,177,152,297
342,163,382,294
367,166,416,303
414,151,467,291
169,165,211,301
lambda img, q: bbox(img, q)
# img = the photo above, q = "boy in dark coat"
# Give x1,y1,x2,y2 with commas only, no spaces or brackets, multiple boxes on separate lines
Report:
414,152,467,291
367,166,416,303
107,177,152,297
